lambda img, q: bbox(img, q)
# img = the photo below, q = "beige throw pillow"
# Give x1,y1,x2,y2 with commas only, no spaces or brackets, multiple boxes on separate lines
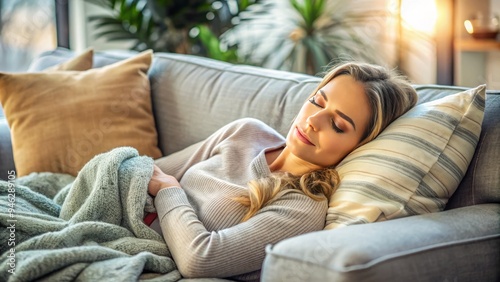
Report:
0,50,162,176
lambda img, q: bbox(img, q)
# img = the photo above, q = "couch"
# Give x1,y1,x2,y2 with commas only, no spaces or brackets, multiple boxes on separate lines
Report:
0,48,498,281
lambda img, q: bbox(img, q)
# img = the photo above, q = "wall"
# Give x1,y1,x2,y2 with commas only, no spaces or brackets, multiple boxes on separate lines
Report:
455,0,500,89
0,1,57,72
488,0,500,88
398,0,439,84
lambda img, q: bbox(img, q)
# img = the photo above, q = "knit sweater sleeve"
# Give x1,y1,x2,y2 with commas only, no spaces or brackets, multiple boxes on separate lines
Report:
154,188,327,279
154,118,256,179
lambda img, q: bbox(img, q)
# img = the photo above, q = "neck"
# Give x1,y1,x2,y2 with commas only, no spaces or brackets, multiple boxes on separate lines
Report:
267,146,321,175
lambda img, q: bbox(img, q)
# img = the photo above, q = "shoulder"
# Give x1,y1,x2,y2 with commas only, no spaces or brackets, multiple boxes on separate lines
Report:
227,118,272,130
223,118,281,138
211,118,285,155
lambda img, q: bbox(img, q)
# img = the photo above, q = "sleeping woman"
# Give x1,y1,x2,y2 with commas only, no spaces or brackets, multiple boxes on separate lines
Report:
146,61,418,280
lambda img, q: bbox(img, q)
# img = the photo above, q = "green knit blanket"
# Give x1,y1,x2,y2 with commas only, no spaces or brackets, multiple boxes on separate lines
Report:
0,147,180,281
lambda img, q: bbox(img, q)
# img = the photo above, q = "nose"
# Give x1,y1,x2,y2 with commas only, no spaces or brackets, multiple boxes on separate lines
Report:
306,112,321,131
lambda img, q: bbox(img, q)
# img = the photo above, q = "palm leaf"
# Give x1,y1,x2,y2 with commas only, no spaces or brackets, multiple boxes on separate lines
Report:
303,36,329,72
223,0,387,74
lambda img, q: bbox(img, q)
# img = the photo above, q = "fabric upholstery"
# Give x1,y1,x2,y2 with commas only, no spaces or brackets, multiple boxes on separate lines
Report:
0,48,499,282
0,50,162,176
7,49,500,209
262,204,500,282
148,52,320,155
27,48,93,72
447,92,500,209
44,48,93,71
0,50,93,180
0,119,14,180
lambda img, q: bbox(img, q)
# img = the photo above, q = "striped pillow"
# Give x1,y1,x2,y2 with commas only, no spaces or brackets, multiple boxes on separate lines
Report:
325,85,486,230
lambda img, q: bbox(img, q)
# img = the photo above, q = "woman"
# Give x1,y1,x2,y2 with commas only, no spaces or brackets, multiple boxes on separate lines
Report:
147,62,418,280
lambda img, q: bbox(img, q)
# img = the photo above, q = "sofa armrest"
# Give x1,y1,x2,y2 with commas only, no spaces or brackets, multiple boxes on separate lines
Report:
261,204,500,282
0,119,15,180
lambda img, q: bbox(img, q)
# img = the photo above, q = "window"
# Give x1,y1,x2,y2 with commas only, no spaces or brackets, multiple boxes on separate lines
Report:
0,0,57,72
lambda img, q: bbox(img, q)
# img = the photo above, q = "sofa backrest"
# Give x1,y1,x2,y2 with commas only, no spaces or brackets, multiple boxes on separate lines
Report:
10,48,500,209
148,53,321,155
446,91,499,209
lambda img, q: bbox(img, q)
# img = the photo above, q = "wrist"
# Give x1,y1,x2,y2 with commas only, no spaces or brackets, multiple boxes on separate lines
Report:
155,184,180,195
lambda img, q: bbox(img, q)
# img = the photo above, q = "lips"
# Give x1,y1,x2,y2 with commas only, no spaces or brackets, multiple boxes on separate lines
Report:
295,126,314,146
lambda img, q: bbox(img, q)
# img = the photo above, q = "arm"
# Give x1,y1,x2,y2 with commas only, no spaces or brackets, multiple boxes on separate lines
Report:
154,187,328,279
154,118,261,180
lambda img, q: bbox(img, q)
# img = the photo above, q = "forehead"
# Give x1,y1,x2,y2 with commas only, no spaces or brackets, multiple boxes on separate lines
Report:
320,75,371,129
321,75,366,101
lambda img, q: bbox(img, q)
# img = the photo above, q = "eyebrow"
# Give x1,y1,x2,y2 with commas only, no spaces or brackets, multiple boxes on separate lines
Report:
319,89,357,131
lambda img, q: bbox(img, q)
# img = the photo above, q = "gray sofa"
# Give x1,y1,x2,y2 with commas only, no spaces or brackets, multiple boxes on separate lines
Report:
0,48,498,281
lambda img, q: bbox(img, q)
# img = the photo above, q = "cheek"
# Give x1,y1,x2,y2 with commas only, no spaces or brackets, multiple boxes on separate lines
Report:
322,135,359,164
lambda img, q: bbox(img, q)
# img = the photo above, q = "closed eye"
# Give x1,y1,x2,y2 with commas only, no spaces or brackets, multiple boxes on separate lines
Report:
331,120,344,133
309,94,344,133
308,96,322,108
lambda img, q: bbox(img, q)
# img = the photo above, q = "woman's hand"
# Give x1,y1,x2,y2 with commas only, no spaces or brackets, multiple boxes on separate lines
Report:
148,165,181,196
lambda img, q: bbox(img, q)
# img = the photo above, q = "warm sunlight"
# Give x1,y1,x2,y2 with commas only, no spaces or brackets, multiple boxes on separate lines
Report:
400,0,438,34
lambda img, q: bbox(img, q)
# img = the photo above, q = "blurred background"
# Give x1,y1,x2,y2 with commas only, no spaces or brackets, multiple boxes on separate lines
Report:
0,0,499,88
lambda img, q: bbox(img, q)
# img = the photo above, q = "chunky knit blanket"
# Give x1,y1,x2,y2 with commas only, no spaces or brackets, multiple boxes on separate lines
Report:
0,147,180,281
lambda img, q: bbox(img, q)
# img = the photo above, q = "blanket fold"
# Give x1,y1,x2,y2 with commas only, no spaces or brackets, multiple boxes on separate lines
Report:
0,147,180,281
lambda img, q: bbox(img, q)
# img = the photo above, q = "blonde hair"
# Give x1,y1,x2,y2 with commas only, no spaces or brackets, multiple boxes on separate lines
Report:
316,62,418,146
235,62,418,222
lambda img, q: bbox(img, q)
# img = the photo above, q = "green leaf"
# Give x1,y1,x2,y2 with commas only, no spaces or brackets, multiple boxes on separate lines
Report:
88,15,121,24
91,20,124,30
303,0,313,27
303,36,329,72
290,0,305,22
93,29,130,38
103,33,140,41
86,0,262,57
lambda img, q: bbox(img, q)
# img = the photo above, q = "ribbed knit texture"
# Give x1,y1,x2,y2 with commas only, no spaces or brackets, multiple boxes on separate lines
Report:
154,118,328,281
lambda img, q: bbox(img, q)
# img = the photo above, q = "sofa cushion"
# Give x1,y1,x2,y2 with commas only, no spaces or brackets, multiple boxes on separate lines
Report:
44,48,94,71
446,92,500,209
325,85,486,229
0,50,162,176
19,49,499,210
28,48,93,72
405,85,500,209
0,119,14,180
148,52,320,155
262,203,500,282
0,50,93,180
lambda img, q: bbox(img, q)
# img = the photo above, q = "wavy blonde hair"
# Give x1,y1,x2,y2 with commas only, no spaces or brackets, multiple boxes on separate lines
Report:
235,62,418,222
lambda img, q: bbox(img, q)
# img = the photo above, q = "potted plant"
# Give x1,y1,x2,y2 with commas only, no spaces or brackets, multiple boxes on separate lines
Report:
85,0,258,58
85,0,390,75
221,0,389,74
